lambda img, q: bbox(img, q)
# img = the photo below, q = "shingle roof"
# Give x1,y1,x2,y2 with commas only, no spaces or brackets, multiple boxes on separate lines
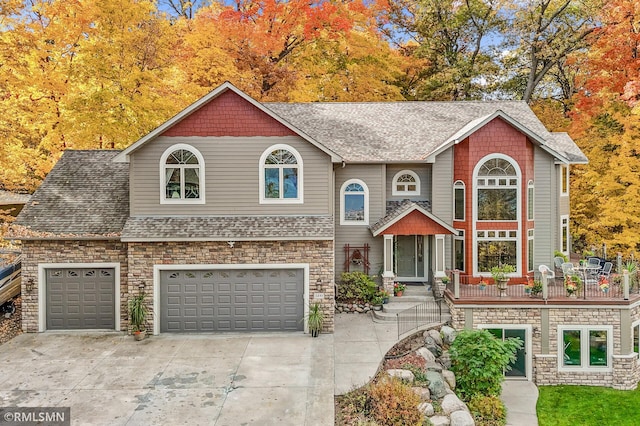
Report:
9,151,128,239
265,101,584,163
121,216,333,241
548,132,588,163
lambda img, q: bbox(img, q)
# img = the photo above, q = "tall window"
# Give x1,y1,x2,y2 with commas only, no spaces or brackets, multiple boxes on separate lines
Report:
561,215,569,255
259,144,303,203
392,170,420,196
454,181,465,221
476,157,518,221
454,230,465,271
528,181,534,221
473,155,521,275
561,165,569,195
341,179,369,225
160,144,205,204
559,326,612,371
528,229,534,272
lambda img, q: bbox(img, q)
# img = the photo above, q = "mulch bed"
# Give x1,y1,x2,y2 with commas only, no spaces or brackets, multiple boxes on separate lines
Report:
385,331,426,358
0,296,22,345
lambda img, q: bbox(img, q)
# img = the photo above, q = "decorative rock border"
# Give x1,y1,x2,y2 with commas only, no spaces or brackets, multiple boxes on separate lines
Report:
335,302,377,313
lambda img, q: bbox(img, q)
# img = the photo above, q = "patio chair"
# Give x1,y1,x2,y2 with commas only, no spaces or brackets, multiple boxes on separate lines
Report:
599,262,612,279
562,262,575,276
587,257,602,271
538,264,555,280
554,256,565,278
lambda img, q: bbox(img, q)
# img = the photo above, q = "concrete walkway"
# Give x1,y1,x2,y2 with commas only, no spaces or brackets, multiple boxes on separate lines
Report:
501,380,539,426
333,312,397,395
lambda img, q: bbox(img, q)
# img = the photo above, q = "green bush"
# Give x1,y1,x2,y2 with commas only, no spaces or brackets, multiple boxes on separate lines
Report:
449,329,522,400
368,377,423,426
336,272,378,303
467,395,506,426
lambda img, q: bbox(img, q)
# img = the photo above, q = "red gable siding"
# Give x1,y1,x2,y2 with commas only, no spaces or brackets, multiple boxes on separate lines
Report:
161,90,297,137
382,210,453,236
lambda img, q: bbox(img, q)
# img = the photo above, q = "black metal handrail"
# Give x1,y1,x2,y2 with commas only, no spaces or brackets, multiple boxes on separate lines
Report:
397,299,443,339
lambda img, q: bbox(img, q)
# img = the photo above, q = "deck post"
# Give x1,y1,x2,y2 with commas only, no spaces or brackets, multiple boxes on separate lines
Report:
542,270,549,300
453,270,460,299
624,270,630,301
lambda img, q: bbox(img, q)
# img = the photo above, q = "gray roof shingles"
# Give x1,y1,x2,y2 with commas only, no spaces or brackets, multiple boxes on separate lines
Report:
266,101,587,163
10,150,129,239
121,216,333,241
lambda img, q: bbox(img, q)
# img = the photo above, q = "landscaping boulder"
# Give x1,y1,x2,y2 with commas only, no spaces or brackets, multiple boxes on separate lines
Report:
441,394,467,415
441,326,457,345
442,370,456,389
417,402,434,416
425,361,443,373
387,369,415,383
412,386,431,401
450,410,475,426
427,329,443,346
426,371,447,399
429,415,451,426
439,350,452,369
417,347,436,363
424,336,443,357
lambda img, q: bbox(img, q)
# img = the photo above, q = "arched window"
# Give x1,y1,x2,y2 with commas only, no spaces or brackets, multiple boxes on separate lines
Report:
341,179,369,225
160,144,205,204
259,144,303,203
392,170,420,196
454,180,465,221
473,155,521,274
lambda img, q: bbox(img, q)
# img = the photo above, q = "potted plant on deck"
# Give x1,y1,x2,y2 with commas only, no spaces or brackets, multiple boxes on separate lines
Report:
393,282,406,297
307,303,325,337
128,291,148,341
490,264,516,297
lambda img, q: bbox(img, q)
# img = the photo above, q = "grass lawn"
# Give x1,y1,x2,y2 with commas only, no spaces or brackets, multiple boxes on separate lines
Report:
537,385,640,425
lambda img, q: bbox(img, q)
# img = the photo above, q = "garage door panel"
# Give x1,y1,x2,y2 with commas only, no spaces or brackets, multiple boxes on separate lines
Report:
46,268,116,330
161,268,303,332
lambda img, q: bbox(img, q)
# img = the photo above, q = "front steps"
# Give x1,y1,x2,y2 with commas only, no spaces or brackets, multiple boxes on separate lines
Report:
372,283,451,323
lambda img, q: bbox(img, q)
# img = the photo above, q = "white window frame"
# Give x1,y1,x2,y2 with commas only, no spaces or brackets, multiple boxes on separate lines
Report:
528,180,534,221
561,215,570,255
561,165,569,196
340,179,369,225
159,143,205,205
259,144,303,204
454,180,465,221
392,170,421,196
472,154,522,277
633,319,640,359
558,325,613,372
478,324,533,381
528,229,534,272
454,230,465,272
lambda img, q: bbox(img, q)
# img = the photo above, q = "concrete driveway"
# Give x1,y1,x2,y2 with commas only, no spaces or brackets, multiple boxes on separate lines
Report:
0,332,334,426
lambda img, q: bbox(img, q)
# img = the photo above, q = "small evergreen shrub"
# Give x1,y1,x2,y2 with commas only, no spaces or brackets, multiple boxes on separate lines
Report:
368,376,423,426
467,395,507,426
449,329,522,400
336,272,378,303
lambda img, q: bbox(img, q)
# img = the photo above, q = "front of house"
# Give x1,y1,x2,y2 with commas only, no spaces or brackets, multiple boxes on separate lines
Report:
14,82,638,388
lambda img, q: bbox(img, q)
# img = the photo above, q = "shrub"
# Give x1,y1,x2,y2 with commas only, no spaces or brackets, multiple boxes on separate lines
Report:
467,395,506,426
449,329,522,400
554,250,568,262
336,272,378,303
368,376,423,426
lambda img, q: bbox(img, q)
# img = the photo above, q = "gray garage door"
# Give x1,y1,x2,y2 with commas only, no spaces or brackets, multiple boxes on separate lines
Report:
160,269,304,332
46,268,116,330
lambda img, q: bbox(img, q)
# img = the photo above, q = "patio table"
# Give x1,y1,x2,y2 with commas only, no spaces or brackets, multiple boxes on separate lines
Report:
573,264,600,286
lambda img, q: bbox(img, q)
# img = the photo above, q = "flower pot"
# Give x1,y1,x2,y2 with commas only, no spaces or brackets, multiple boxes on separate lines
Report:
497,279,508,297
310,329,320,337
603,288,609,294
395,291,403,297
479,284,486,290
382,297,389,304
133,330,146,341
372,304,383,311
568,293,577,299
525,288,531,295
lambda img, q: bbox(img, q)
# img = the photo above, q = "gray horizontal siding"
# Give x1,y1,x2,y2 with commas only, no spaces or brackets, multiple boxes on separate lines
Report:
130,136,332,216
433,149,454,270
334,164,384,277
534,147,555,267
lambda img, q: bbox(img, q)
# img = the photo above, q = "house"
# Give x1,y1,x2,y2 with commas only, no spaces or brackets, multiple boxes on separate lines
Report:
15,82,635,388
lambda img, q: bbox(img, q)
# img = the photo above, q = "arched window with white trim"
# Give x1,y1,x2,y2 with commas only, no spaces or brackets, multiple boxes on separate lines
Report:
473,154,521,275
392,170,420,196
259,144,303,203
341,179,369,225
160,144,205,204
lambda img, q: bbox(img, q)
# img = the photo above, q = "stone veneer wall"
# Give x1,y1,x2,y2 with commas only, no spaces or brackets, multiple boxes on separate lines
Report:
20,240,128,333
127,240,335,332
446,299,640,389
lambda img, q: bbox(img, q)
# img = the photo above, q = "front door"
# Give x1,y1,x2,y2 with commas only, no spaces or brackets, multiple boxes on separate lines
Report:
487,328,528,378
395,235,426,280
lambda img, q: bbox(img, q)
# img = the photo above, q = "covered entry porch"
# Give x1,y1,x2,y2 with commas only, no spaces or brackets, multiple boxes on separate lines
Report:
370,200,457,294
